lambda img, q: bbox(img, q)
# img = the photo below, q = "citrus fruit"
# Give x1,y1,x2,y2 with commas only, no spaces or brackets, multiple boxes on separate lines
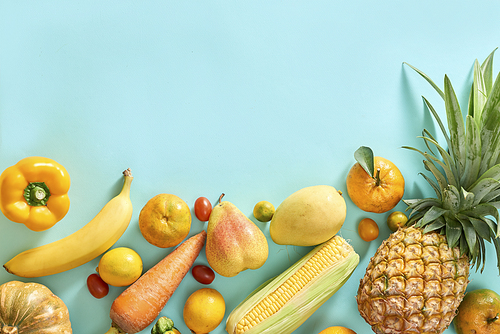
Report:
387,211,408,232
453,288,500,334
358,218,379,242
97,247,143,287
253,200,275,222
318,326,357,334
139,193,192,248
183,288,225,334
346,146,404,213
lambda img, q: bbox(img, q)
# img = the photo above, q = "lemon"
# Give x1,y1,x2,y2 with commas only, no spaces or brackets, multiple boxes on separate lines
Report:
253,200,275,222
183,288,225,334
97,247,143,287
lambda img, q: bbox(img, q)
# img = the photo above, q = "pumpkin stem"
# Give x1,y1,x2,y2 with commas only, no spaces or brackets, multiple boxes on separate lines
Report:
2,326,18,334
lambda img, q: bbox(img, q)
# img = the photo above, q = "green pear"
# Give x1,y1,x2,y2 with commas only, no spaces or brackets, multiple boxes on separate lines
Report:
206,200,269,277
270,185,346,246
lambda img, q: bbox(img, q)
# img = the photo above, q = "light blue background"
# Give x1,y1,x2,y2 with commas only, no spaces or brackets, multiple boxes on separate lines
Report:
1,2,499,333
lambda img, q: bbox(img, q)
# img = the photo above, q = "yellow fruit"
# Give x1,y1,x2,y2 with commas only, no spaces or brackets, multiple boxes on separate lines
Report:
253,200,275,222
453,288,500,334
183,288,225,334
97,247,143,287
386,211,408,232
139,193,191,248
357,218,379,242
346,150,404,213
318,326,357,334
270,185,346,246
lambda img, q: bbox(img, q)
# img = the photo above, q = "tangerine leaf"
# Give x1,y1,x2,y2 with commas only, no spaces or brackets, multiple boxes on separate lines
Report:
354,146,374,177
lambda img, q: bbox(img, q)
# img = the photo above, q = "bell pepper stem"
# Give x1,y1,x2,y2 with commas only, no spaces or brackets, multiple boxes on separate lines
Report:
104,322,126,334
23,182,51,206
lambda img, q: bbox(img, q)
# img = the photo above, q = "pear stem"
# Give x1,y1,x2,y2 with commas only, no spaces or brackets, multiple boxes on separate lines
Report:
217,193,225,205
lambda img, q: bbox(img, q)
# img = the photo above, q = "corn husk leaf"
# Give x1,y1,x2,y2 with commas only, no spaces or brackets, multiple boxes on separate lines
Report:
225,237,359,334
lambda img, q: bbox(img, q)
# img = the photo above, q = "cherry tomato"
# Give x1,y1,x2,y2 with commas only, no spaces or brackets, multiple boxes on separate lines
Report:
192,264,215,284
358,218,379,242
194,197,212,222
87,273,109,299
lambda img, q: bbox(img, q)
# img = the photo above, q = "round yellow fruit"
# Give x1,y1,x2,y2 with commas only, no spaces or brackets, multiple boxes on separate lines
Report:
318,326,357,334
97,247,143,287
387,211,408,232
139,193,192,248
253,200,275,222
183,288,225,334
453,288,500,334
270,185,346,246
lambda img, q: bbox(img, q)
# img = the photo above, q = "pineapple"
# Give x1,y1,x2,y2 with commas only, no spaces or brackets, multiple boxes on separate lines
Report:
357,49,500,334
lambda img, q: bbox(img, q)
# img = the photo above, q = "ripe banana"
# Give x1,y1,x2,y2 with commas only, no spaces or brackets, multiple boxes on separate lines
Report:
4,169,134,278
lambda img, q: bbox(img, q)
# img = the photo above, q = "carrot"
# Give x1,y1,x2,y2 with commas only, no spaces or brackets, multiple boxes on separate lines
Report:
104,230,207,334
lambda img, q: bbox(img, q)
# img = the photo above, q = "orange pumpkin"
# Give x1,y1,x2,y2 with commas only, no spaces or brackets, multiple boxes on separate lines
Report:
0,281,72,333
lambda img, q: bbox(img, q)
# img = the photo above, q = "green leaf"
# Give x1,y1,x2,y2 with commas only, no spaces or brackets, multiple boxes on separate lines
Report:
479,74,500,174
423,218,446,234
471,59,488,121
465,215,492,241
444,75,467,176
419,137,459,188
445,218,462,249
459,188,475,211
468,178,500,206
480,48,497,96
481,217,498,238
442,186,460,213
492,237,500,274
465,203,500,229
404,62,445,99
419,206,448,227
422,98,453,157
458,218,477,259
354,146,374,177
461,115,481,189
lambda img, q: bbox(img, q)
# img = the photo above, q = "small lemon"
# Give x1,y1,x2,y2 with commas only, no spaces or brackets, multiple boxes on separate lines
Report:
318,326,357,334
253,200,275,222
386,211,408,232
183,288,225,334
97,247,143,287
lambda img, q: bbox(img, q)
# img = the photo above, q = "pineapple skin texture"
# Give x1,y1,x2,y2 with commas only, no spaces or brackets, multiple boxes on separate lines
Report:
356,226,470,334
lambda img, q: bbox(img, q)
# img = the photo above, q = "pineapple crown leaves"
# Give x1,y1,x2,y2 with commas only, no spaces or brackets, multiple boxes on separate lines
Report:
403,48,500,274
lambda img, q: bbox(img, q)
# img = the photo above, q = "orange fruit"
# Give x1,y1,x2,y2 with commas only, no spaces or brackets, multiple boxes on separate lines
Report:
318,326,357,334
183,288,225,334
454,288,500,334
346,147,404,213
253,200,275,222
139,193,192,248
358,218,379,242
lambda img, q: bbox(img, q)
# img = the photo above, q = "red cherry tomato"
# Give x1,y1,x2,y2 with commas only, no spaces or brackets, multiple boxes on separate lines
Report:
194,197,212,222
192,265,215,284
87,273,109,299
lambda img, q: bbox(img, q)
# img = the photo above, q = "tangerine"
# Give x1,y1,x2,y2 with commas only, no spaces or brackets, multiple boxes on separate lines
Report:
318,326,357,334
346,146,404,213
139,193,192,248
454,288,500,334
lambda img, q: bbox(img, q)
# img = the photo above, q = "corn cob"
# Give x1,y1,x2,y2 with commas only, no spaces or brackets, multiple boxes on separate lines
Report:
226,235,359,334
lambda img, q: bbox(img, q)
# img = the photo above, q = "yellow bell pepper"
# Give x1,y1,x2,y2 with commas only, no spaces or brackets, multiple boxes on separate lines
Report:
0,156,70,232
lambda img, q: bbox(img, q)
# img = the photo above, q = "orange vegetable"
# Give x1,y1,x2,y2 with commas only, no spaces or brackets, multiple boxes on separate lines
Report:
105,230,207,334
